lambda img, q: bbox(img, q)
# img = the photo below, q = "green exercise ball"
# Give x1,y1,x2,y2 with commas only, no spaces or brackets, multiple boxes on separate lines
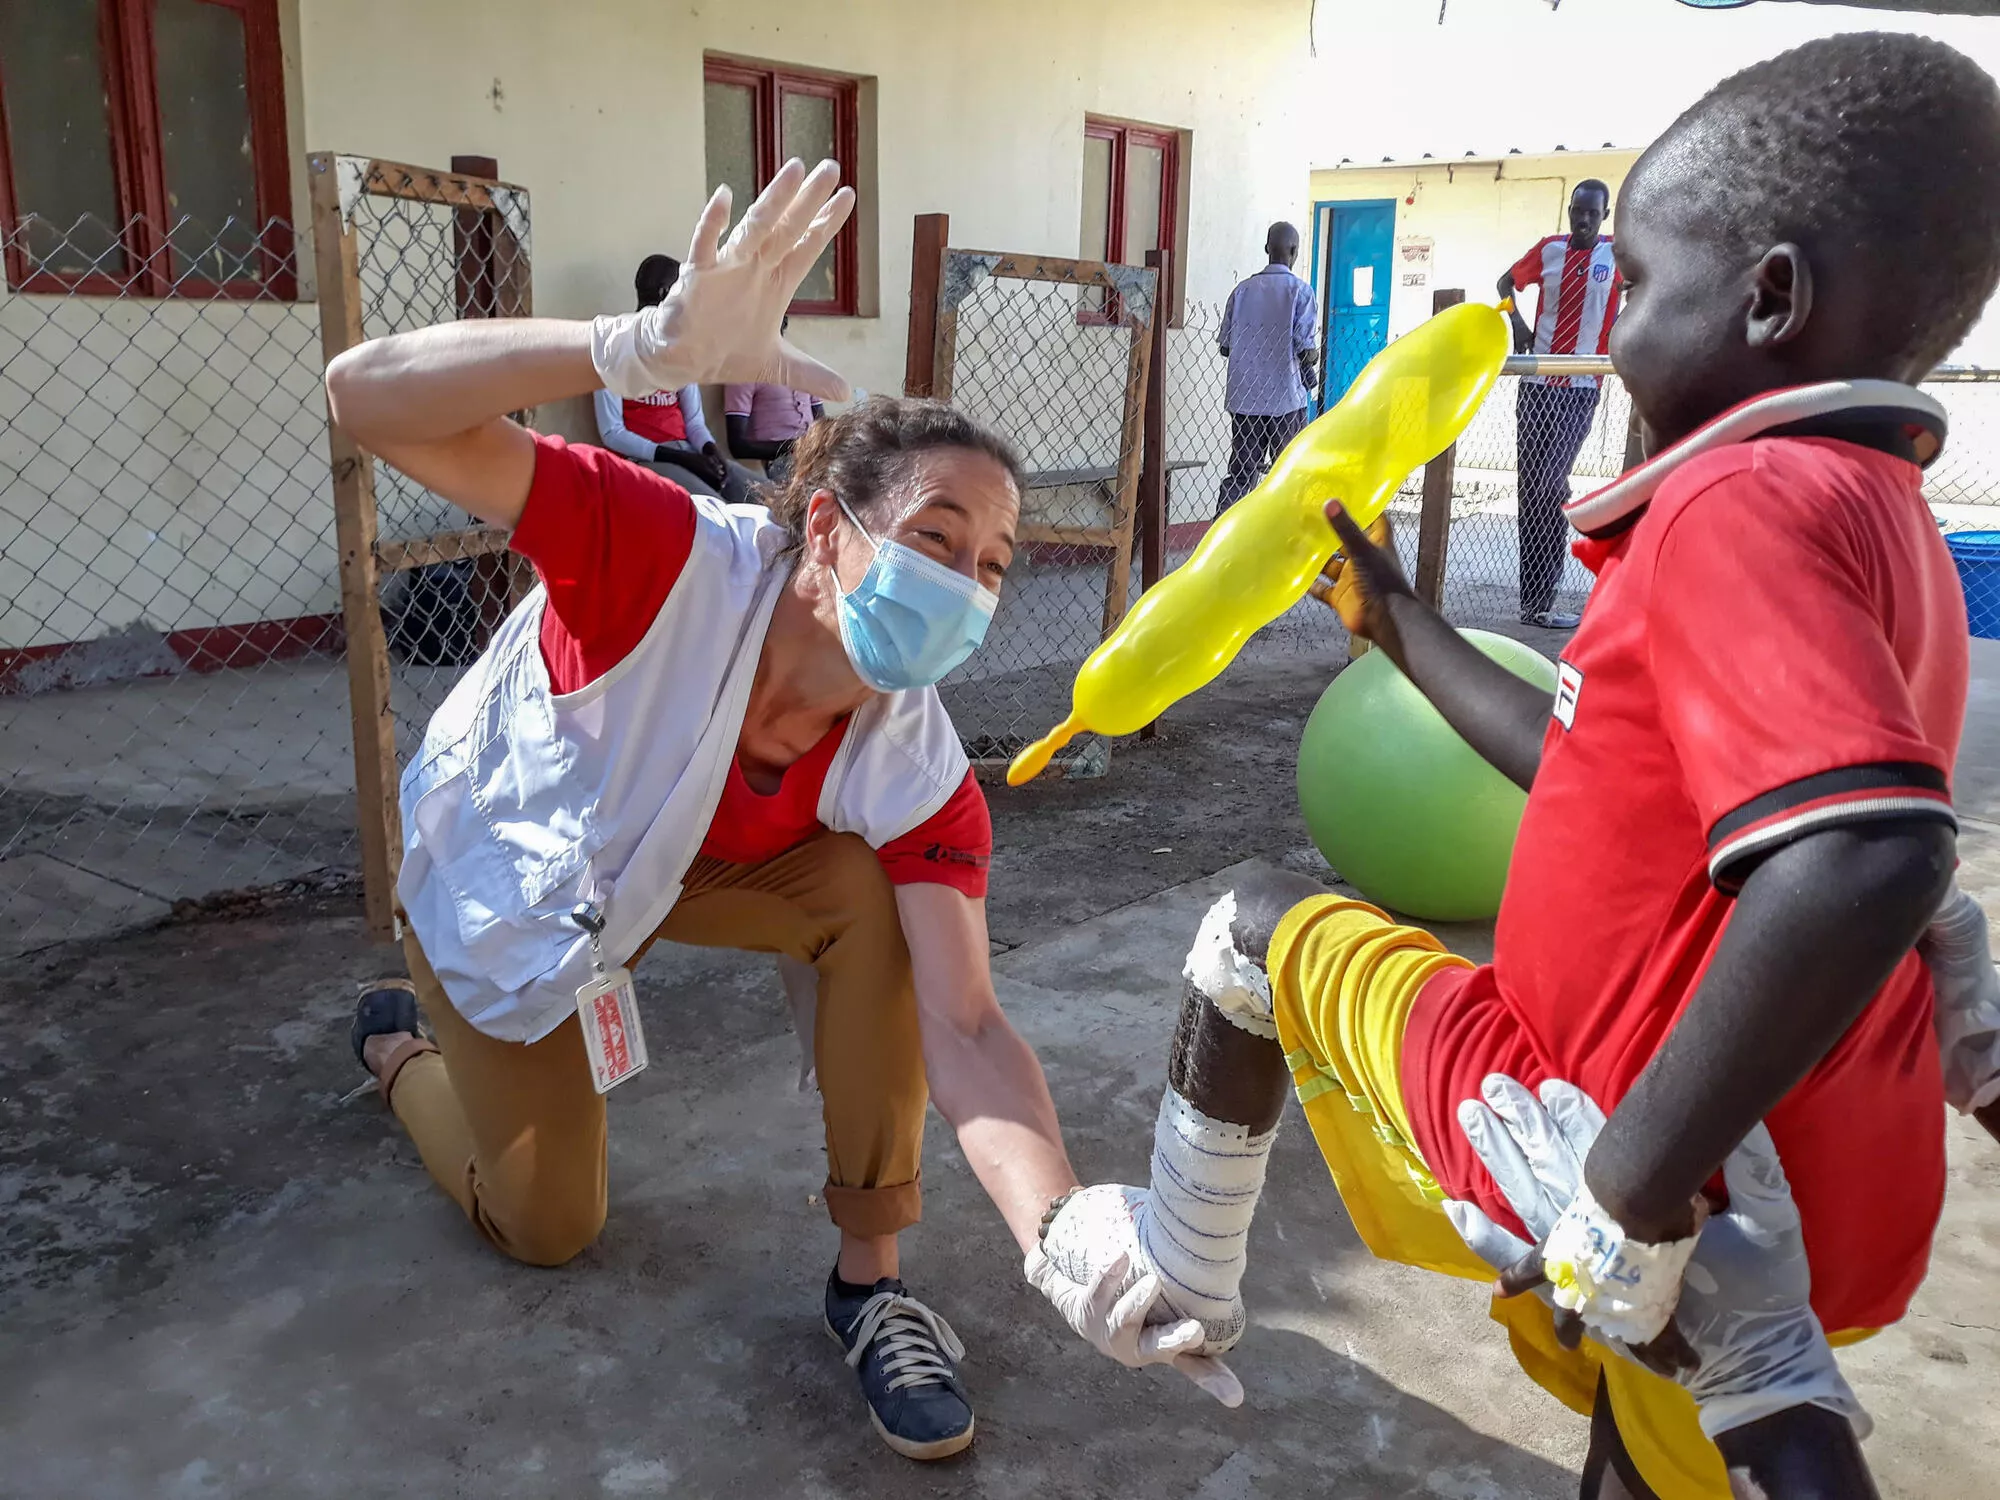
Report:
1297,630,1558,922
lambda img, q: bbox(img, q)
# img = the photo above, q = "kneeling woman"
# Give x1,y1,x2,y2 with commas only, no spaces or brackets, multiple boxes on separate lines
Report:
324,163,1224,1459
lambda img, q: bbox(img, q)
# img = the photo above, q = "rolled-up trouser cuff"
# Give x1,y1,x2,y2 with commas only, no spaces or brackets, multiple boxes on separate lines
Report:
823,1175,922,1238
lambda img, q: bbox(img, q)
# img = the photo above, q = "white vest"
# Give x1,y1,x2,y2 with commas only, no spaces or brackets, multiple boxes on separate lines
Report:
397,497,970,1042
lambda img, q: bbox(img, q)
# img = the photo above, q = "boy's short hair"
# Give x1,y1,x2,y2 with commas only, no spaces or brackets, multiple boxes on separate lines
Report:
1665,32,2000,373
1574,178,1610,206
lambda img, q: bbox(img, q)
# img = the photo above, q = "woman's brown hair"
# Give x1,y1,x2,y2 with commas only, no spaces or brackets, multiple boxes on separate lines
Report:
767,395,1023,550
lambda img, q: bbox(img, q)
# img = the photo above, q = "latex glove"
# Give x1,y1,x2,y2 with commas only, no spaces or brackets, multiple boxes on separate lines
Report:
591,158,854,402
1919,880,2000,1114
1024,1208,1243,1407
1446,1075,1870,1440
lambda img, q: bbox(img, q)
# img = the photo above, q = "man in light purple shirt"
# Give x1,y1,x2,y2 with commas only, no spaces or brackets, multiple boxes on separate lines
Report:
1217,222,1319,512
724,315,823,485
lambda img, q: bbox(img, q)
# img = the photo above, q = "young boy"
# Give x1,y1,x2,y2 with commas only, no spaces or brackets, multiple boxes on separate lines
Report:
1289,31,1998,1499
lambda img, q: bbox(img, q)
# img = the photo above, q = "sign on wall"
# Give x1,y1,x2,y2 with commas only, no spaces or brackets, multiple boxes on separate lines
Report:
1397,236,1434,288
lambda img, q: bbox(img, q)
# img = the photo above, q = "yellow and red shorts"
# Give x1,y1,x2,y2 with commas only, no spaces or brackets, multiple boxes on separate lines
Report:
1268,894,1734,1500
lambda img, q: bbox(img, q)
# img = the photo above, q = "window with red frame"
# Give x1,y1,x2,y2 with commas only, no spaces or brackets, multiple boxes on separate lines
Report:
703,56,860,317
1079,118,1180,322
0,0,294,298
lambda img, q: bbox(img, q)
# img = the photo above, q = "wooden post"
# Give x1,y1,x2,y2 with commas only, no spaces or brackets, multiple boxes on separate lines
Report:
309,153,400,941
1413,286,1465,610
1138,247,1172,739
1099,264,1160,637
450,154,500,318
904,213,949,398
448,155,522,640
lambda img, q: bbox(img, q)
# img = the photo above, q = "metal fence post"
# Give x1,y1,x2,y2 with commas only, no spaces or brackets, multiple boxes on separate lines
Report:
308,153,401,940
1414,286,1465,609
1099,264,1159,638
904,213,949,398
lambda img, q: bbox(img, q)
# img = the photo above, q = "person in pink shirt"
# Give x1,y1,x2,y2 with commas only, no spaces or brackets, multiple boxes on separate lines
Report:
725,315,824,484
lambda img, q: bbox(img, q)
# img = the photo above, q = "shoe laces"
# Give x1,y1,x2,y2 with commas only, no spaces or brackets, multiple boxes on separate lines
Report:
842,1290,966,1394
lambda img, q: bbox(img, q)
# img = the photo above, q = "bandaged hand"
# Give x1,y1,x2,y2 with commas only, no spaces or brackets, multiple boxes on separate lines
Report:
1443,1075,1696,1347
590,158,854,401
1536,1182,1703,1347
1446,1075,1869,1440
1025,1185,1244,1407
1919,880,2000,1115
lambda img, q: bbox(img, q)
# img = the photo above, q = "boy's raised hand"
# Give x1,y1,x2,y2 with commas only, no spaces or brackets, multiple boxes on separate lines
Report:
1315,501,1411,654
1310,497,1554,792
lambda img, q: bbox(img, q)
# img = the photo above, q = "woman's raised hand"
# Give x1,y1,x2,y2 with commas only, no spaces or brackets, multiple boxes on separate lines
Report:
591,158,855,402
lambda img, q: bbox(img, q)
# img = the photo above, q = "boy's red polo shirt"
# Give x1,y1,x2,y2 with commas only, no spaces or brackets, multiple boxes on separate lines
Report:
1404,433,1967,1335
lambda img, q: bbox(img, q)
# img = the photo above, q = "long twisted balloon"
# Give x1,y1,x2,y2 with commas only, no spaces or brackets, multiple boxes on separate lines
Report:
1008,302,1510,785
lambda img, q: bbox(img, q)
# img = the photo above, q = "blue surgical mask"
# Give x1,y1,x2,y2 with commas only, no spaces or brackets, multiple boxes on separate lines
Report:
832,498,998,692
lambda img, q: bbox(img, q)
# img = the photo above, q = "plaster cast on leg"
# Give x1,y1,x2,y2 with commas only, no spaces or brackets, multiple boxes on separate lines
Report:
1042,883,1301,1354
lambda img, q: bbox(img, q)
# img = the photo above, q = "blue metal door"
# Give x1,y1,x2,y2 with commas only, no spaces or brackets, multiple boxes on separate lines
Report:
1316,200,1394,407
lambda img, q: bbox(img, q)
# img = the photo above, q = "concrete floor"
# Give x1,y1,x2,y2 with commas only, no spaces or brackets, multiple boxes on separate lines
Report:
4,651,1998,1498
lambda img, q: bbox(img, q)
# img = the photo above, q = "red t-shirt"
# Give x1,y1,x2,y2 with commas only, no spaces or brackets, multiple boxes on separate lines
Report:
507,435,992,898
620,390,688,446
1403,435,1966,1335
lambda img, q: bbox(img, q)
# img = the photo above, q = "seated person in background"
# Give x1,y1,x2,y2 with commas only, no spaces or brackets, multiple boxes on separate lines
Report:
592,253,760,503
725,313,824,485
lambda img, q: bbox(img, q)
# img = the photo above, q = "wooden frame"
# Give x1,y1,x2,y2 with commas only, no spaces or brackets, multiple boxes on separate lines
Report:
703,54,860,316
1413,287,1464,609
309,151,531,939
0,0,294,299
907,221,1159,763
1078,117,1180,326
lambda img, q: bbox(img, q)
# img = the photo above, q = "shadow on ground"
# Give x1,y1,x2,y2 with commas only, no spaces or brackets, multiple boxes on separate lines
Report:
5,651,1999,1496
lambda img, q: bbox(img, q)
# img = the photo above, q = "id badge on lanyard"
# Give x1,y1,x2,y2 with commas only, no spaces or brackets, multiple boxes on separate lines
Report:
570,902,648,1094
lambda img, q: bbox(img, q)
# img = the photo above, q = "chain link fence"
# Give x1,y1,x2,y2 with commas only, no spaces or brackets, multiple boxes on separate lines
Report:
928,252,1153,775
1428,359,2000,640
0,212,354,959
1429,364,1633,633
341,164,534,789
1155,294,1396,663
0,157,533,956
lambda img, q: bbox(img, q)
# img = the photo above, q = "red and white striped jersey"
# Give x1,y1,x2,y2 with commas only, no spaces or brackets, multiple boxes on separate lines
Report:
1508,234,1622,389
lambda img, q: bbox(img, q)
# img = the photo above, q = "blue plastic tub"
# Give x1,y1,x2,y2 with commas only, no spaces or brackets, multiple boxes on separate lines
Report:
1949,531,2000,640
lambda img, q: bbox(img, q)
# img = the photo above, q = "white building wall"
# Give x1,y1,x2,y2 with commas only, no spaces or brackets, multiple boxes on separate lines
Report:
1307,148,2000,512
1309,151,1638,340
3,0,1311,652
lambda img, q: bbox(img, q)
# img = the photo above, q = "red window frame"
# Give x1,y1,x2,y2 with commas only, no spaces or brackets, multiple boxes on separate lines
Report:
0,0,295,299
1081,118,1180,326
703,55,859,318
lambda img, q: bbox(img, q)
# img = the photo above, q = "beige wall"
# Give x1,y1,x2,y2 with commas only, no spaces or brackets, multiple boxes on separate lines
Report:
2,0,1309,652
1308,150,1638,340
298,0,1311,419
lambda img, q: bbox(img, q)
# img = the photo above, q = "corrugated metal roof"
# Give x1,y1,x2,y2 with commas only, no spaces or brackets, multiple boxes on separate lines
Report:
1325,142,1633,168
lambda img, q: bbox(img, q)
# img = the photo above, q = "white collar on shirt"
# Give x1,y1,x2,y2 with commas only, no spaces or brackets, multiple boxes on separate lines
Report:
1563,380,1945,539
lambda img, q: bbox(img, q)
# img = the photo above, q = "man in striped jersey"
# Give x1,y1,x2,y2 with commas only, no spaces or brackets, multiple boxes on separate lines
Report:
1497,180,1621,629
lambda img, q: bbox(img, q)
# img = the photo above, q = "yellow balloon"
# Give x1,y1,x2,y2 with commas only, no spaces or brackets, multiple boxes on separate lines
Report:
1008,301,1511,786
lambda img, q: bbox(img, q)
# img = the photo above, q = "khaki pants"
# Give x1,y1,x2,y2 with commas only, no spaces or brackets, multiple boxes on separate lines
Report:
387,833,927,1266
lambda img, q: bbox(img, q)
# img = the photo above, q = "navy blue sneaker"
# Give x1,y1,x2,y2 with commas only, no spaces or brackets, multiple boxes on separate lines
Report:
823,1273,974,1460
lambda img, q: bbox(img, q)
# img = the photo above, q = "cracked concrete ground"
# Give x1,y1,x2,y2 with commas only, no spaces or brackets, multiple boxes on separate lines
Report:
3,649,1998,1498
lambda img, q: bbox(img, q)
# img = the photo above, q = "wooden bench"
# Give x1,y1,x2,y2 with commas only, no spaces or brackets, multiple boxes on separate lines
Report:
1016,457,1205,547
